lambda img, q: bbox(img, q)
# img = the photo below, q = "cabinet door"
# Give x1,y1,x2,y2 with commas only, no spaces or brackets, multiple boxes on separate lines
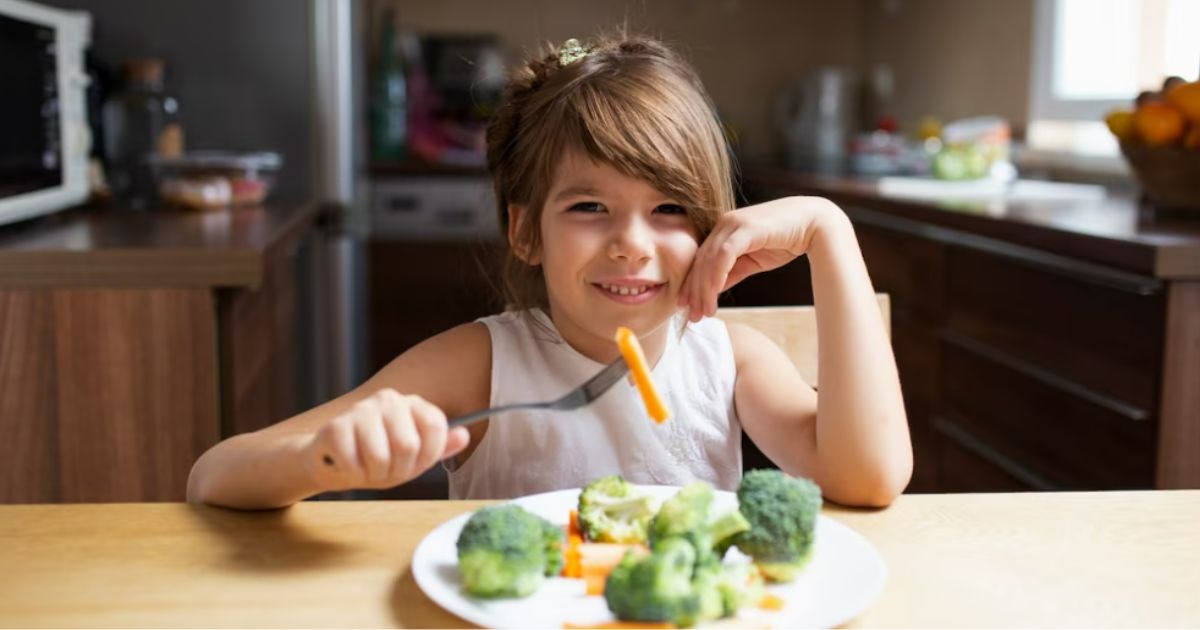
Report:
945,246,1164,411
219,231,316,437
939,333,1156,490
940,245,1163,490
0,288,219,502
368,240,502,372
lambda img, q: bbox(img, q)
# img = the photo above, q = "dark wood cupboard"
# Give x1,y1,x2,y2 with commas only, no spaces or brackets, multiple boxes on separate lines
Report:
744,169,1200,492
0,204,321,502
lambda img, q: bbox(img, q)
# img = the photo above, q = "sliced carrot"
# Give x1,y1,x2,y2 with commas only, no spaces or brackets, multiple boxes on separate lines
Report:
583,569,607,596
759,593,786,611
563,542,649,587
582,543,649,570
579,543,649,595
569,509,582,539
563,533,584,578
614,326,670,423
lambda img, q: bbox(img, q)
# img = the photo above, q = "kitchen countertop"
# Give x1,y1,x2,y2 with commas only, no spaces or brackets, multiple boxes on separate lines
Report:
1,491,1197,627
744,168,1200,279
0,202,321,289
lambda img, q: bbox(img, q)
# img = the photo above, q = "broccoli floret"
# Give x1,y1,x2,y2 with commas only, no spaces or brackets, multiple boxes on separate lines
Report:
605,538,723,628
577,475,661,544
714,562,765,616
688,557,727,623
649,481,712,546
541,517,565,576
709,509,751,558
733,469,823,582
649,481,750,558
455,505,563,598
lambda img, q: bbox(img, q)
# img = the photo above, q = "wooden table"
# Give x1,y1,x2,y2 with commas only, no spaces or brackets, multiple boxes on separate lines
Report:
2,492,1198,628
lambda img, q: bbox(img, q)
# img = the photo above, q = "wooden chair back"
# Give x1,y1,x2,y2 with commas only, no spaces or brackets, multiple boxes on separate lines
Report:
715,294,891,388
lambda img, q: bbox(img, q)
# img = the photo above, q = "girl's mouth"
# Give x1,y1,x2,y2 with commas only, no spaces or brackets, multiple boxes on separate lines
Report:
591,282,665,305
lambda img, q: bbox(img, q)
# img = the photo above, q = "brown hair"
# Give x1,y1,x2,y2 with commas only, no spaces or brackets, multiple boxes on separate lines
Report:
486,32,735,312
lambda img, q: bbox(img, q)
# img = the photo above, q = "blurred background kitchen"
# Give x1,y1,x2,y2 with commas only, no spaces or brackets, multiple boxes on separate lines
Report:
2,0,1199,503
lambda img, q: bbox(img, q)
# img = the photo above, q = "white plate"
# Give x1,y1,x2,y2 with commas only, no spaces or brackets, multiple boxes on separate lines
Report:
412,486,886,629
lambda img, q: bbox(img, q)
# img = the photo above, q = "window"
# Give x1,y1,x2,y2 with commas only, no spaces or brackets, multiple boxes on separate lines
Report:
1027,0,1200,155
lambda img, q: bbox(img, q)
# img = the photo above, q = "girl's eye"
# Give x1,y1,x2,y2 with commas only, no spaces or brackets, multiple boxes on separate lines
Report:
655,204,688,215
568,202,604,213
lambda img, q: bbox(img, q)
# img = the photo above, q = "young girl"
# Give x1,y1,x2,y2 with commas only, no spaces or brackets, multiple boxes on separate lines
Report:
187,34,912,510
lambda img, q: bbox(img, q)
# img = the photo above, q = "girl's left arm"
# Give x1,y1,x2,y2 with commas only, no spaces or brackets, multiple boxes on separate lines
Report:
680,196,912,507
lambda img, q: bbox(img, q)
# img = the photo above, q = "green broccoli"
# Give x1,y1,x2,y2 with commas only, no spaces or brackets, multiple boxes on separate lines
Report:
733,469,823,582
604,537,723,628
455,504,563,598
577,475,660,543
688,556,727,623
714,562,765,616
540,517,565,577
649,481,750,558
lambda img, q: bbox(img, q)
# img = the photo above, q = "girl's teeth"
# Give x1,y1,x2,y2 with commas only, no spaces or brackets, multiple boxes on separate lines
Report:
602,284,650,296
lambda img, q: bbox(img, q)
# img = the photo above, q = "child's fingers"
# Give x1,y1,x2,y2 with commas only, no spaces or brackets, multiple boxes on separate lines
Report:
692,227,745,320
721,257,759,293
442,427,470,459
352,403,393,484
377,389,420,483
409,395,449,475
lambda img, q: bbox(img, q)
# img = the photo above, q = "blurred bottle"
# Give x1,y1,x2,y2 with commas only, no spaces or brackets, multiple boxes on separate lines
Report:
102,59,183,208
371,8,407,161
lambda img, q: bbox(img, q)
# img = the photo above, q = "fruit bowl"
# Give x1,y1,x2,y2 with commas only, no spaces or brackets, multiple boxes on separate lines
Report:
1119,142,1200,209
1107,79,1200,210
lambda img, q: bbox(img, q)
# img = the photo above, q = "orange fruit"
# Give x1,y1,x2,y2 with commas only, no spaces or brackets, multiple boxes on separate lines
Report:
1134,101,1187,145
1104,109,1136,142
1166,81,1200,122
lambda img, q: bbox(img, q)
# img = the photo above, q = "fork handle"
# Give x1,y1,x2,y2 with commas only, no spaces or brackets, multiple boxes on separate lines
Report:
447,402,546,429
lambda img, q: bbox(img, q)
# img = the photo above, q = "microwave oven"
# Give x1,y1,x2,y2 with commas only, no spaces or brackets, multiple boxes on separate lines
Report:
0,0,90,227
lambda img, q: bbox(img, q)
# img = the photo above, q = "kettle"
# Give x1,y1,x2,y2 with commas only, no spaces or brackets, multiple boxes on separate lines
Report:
776,67,858,174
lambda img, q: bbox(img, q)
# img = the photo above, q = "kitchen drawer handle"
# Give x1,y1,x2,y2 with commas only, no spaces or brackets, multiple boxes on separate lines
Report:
932,415,1061,491
940,329,1150,422
848,207,1162,296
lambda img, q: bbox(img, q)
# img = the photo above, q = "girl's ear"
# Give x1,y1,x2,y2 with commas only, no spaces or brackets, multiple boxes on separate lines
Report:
507,204,541,265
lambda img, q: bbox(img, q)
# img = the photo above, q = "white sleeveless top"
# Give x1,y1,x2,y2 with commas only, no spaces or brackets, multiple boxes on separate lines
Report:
447,309,742,500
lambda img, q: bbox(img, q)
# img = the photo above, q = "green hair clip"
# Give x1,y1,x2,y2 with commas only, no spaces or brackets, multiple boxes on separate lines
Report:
557,38,591,66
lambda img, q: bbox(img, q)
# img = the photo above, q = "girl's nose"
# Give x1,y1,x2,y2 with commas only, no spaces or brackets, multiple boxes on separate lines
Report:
607,215,654,262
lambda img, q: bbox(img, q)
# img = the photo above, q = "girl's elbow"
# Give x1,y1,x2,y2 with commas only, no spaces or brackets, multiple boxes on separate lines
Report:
835,458,912,508
869,446,915,506
185,458,212,504
861,470,909,508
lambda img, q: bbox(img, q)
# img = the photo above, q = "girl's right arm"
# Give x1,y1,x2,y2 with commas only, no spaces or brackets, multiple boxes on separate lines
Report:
186,322,492,509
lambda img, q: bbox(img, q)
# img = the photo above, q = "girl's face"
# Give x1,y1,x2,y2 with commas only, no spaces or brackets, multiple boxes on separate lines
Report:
523,150,700,361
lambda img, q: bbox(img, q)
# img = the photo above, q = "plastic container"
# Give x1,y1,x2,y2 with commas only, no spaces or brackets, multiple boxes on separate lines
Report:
151,151,281,210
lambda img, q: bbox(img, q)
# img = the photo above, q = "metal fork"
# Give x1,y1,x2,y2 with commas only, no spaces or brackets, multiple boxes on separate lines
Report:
319,357,630,470
447,356,630,428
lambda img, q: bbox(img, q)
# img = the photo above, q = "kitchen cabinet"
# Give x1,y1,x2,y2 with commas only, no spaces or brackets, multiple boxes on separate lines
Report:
0,203,322,502
743,169,1200,492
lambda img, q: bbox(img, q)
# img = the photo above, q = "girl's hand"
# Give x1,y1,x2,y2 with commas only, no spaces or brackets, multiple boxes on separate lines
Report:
678,196,844,321
302,389,469,492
